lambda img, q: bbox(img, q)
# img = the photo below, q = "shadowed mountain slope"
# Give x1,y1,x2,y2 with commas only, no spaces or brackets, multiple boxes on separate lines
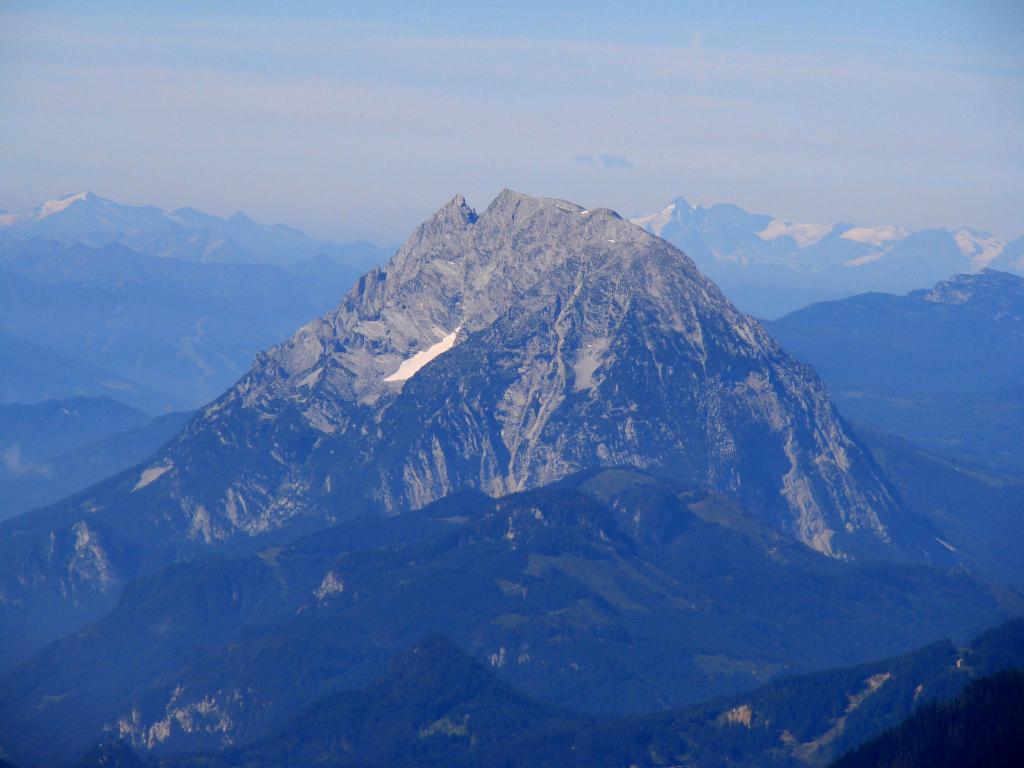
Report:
0,470,1015,765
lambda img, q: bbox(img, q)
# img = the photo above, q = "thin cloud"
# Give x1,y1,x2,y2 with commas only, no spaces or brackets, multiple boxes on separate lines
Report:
573,154,634,170
599,154,634,170
1,9,1021,240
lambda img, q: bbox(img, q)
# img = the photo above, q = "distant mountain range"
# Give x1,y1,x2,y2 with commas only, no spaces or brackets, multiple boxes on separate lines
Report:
0,194,400,411
0,238,368,410
8,190,1020,320
0,191,390,270
767,270,1024,474
6,191,1016,326
631,197,1024,317
0,327,165,412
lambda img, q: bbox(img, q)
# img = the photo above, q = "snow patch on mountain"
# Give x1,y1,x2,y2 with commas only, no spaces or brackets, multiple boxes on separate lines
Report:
37,191,93,219
757,219,831,248
844,252,886,267
0,191,95,227
953,229,1004,266
840,225,909,246
384,328,461,382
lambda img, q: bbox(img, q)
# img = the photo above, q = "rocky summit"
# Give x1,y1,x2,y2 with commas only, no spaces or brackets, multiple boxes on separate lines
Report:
0,190,916,667
139,189,898,555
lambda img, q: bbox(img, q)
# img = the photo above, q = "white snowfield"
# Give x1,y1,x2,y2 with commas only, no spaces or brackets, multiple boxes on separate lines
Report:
840,225,909,246
954,229,1004,266
384,328,461,382
757,219,832,248
630,197,1016,280
0,191,94,226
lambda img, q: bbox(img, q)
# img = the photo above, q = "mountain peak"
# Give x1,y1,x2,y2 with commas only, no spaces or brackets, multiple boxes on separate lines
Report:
433,193,478,227
143,189,904,559
485,189,607,220
0,192,367,269
34,191,99,219
488,187,520,206
921,269,1024,306
630,199,685,235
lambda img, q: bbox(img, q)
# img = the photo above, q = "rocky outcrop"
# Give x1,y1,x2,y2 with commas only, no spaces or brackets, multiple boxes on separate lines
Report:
147,189,900,557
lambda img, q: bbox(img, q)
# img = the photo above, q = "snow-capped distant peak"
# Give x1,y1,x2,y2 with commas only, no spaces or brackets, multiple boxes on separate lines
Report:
839,225,909,247
756,219,831,248
630,202,677,236
35,191,95,219
952,228,1004,267
0,192,97,227
0,192,102,227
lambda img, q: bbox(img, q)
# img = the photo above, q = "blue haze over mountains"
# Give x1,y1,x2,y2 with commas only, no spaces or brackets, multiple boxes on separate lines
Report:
0,192,392,411
0,189,1021,767
631,196,1024,318
0,192,391,520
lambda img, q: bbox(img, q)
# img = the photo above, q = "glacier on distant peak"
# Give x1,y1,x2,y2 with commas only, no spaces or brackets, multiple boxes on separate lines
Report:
757,219,831,247
953,228,1004,266
840,224,910,246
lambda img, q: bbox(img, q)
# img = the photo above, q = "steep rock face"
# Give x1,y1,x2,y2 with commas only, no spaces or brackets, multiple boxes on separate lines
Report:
0,191,910,666
139,190,899,556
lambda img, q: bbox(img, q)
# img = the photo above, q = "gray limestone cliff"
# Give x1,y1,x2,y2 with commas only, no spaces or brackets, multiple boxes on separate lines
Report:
150,189,900,557
0,190,919,668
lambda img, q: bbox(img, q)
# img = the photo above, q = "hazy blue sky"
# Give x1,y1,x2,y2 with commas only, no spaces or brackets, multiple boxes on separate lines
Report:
1,1,1021,243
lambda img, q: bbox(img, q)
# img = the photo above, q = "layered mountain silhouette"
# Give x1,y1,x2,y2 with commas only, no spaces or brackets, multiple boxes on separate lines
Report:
0,327,162,412
0,398,191,521
0,238,365,409
0,191,388,270
0,470,1015,765
192,620,1024,768
767,270,1024,474
0,190,938,669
